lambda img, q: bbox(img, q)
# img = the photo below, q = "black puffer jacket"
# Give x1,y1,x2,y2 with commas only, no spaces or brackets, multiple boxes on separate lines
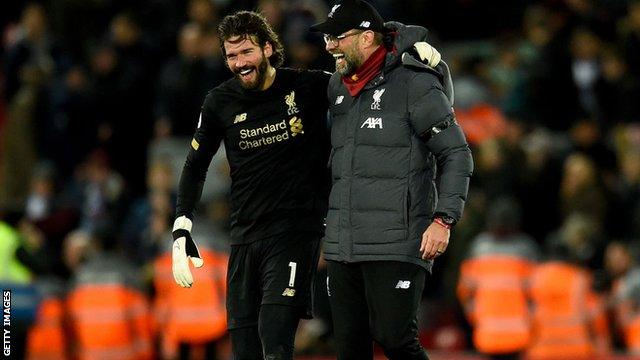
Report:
323,22,473,269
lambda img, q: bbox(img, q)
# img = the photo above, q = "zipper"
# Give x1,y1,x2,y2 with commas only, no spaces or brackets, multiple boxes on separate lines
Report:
404,187,410,240
347,94,362,259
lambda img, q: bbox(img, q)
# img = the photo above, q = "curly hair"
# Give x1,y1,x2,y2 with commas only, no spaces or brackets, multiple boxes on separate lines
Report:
217,11,285,68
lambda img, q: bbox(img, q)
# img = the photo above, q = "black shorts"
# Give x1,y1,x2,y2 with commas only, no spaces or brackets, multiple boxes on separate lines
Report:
226,231,321,329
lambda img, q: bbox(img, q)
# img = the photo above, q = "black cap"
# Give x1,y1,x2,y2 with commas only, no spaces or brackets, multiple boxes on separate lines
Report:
310,0,386,36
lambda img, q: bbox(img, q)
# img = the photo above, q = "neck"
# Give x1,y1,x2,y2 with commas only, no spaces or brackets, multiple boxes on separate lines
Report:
261,66,277,90
359,45,381,65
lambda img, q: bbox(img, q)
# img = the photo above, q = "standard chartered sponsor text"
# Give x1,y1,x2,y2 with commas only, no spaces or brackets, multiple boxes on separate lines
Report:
239,119,290,150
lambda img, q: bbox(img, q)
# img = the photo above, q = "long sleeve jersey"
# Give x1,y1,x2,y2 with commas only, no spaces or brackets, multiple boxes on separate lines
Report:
176,68,331,244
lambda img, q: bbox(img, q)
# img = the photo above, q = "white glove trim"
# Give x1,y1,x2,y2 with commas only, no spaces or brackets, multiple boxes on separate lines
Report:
173,215,193,232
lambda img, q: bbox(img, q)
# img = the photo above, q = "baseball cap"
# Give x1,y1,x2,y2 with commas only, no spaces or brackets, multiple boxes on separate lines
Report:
310,0,386,36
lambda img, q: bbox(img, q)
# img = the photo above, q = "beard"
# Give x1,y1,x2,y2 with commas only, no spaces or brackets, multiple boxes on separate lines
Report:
336,46,363,76
235,54,269,90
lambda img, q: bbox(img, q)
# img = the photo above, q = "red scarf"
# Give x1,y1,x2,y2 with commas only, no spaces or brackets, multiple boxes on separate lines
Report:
342,45,388,96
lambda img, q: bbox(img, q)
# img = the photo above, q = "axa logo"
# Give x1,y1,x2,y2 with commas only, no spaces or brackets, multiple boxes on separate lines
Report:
285,91,299,115
282,288,296,297
328,4,340,18
234,113,247,123
361,117,383,129
395,280,411,289
371,88,385,110
335,95,344,105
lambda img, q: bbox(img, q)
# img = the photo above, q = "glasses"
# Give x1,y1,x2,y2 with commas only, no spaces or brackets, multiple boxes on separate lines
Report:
323,30,362,46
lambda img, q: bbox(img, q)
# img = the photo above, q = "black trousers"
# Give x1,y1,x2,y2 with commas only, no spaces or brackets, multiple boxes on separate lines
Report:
327,260,429,360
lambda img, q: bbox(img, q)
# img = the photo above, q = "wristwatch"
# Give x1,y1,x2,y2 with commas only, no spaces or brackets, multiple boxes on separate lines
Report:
433,213,456,228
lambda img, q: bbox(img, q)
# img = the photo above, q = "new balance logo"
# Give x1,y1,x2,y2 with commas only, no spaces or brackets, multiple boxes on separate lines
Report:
282,288,296,297
335,95,344,105
360,21,371,28
395,280,411,289
361,117,383,129
234,113,247,123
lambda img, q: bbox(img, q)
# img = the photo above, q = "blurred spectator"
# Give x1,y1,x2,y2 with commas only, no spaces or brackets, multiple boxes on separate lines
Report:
258,0,285,33
0,212,33,283
567,120,618,182
46,65,97,177
89,12,156,194
154,23,224,138
62,150,127,239
620,0,640,79
458,197,540,359
559,152,608,225
546,212,607,270
0,13,54,204
188,0,219,29
518,129,565,241
569,27,602,119
473,139,521,200
66,231,154,360
609,148,640,238
25,276,68,360
121,158,176,265
62,230,95,274
611,243,640,355
25,161,57,222
3,3,61,101
527,240,611,359
594,47,640,126
0,209,43,359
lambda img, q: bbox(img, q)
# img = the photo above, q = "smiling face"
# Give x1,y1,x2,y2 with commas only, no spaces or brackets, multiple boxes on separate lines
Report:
325,30,365,76
224,35,273,90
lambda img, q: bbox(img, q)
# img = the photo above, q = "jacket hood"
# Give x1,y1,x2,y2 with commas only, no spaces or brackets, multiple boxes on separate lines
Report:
383,21,429,69
379,21,455,105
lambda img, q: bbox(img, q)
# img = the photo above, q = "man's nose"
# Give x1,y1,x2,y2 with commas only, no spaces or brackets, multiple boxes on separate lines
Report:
325,41,337,52
235,56,246,69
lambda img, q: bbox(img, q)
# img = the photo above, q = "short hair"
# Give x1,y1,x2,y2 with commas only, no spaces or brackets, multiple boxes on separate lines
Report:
217,11,284,68
373,32,384,46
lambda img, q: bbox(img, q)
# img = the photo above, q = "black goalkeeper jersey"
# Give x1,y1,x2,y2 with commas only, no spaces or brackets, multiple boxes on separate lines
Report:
176,68,332,244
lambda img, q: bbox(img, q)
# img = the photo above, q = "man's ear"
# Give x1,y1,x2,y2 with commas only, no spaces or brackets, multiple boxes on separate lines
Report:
263,41,273,58
361,31,376,48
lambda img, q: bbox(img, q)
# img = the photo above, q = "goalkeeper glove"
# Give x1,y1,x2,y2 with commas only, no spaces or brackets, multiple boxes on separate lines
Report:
171,216,204,288
413,41,441,68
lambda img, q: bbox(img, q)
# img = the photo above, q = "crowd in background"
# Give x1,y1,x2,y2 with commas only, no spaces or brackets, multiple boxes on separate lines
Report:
1,0,640,359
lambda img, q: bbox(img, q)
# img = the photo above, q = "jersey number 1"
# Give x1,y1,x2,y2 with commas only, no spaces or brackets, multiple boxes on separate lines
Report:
288,262,297,287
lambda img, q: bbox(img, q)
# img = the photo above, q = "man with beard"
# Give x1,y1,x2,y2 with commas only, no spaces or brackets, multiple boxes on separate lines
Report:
311,1,473,359
171,9,443,360
171,11,331,360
